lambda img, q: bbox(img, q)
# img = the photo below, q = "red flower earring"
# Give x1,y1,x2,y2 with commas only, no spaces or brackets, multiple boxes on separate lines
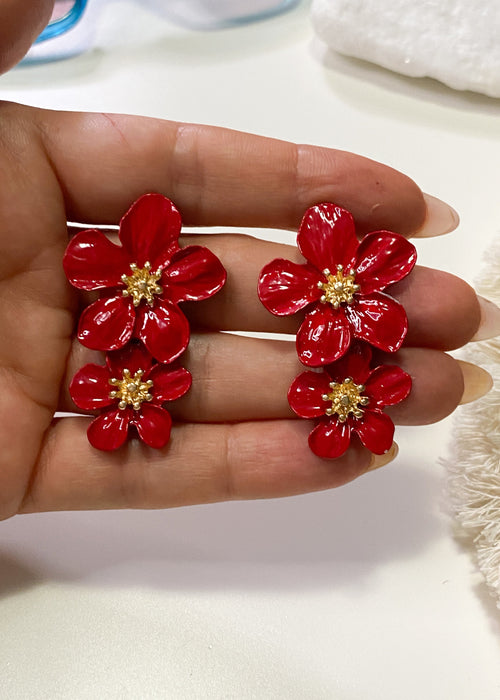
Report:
64,193,226,363
258,202,416,459
64,193,226,451
287,344,411,458
258,203,416,367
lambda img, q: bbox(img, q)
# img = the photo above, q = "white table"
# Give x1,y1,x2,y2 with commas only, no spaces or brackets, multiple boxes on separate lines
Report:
1,2,499,697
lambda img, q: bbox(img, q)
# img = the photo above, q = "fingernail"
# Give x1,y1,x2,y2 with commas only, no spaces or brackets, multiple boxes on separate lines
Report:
414,194,460,237
457,360,493,404
365,442,399,472
472,296,500,341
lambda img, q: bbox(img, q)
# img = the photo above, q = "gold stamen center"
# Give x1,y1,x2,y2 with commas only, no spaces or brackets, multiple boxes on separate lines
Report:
109,368,154,411
322,377,369,422
121,261,163,307
317,264,360,309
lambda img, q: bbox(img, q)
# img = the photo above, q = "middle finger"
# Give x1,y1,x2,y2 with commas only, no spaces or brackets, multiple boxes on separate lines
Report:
180,234,481,349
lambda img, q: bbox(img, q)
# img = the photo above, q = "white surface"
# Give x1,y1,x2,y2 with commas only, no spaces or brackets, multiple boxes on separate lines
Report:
312,0,500,98
1,1,500,698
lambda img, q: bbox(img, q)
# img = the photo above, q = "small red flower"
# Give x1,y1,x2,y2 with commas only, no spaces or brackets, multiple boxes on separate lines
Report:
258,203,417,366
63,193,226,363
70,342,191,451
288,343,411,458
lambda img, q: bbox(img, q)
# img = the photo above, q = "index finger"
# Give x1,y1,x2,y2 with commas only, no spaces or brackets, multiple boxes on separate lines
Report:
30,106,457,236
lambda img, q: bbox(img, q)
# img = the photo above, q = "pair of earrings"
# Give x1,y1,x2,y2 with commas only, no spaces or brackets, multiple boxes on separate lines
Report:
64,193,416,456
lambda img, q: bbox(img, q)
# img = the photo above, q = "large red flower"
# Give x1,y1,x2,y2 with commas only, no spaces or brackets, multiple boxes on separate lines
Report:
258,203,417,366
288,343,411,458
70,342,191,451
63,193,226,363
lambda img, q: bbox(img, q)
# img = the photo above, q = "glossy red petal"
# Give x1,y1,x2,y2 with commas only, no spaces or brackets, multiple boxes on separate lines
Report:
287,371,332,418
297,204,358,273
308,418,352,459
136,300,190,364
355,231,417,294
78,295,135,351
87,408,131,451
133,404,172,449
119,193,181,269
364,365,412,407
326,343,372,385
63,229,132,291
148,365,192,403
354,410,394,454
258,259,321,315
345,293,408,352
106,341,154,378
296,306,351,367
69,364,114,411
165,245,226,303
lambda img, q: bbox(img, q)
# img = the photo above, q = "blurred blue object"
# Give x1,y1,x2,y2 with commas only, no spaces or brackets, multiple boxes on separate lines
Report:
36,0,88,43
26,0,299,63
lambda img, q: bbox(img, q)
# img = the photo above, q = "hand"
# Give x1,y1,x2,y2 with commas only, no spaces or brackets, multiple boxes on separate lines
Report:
0,102,493,520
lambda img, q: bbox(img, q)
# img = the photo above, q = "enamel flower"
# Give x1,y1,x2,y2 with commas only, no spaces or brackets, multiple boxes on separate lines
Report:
258,203,417,366
70,342,191,451
288,344,412,458
63,193,226,363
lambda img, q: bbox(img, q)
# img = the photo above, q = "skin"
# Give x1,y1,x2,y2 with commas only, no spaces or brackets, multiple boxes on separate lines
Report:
0,103,481,520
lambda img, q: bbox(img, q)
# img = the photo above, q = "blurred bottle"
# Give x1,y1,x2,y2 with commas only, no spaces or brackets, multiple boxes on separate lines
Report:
24,0,299,62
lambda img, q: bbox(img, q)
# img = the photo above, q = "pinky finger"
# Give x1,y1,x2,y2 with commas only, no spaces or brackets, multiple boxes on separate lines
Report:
19,418,391,514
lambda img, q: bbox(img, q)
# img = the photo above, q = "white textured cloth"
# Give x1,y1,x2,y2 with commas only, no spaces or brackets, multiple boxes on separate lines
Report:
446,239,500,607
311,0,500,97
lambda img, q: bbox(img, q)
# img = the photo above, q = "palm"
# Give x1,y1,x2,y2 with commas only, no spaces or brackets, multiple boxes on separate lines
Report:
0,104,483,520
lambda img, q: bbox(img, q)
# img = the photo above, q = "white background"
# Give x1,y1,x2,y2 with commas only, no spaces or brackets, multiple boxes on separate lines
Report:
1,1,500,698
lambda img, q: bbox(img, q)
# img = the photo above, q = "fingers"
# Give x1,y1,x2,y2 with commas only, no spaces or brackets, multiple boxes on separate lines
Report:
177,234,481,350
60,332,470,426
0,0,54,74
20,418,374,513
35,108,432,235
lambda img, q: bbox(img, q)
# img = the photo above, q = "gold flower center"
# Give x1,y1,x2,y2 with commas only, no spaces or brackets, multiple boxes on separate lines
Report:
322,377,369,422
318,265,360,309
121,261,163,307
109,368,154,411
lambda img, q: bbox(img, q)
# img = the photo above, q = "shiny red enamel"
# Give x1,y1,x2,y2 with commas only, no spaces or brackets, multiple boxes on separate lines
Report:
136,302,190,364
288,344,411,458
64,193,226,355
257,202,416,365
70,342,191,451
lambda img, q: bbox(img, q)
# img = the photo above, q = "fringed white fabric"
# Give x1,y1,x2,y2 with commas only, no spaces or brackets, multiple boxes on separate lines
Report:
446,237,500,607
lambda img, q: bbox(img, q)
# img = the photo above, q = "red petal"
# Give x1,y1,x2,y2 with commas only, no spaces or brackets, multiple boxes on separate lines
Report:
69,364,114,411
136,300,190,363
165,245,226,303
287,371,332,418
364,365,412,407
355,231,417,294
345,293,408,352
119,193,181,269
63,229,131,290
87,408,131,451
354,410,394,454
148,365,192,403
308,418,352,458
78,295,135,351
258,259,321,315
326,343,372,385
106,341,153,378
297,204,358,273
296,306,351,366
133,404,172,448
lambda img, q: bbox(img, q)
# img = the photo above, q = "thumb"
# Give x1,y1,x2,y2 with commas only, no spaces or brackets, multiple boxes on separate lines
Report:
0,0,54,74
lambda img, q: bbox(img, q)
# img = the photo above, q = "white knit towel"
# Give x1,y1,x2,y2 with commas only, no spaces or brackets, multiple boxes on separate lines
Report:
311,0,500,98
